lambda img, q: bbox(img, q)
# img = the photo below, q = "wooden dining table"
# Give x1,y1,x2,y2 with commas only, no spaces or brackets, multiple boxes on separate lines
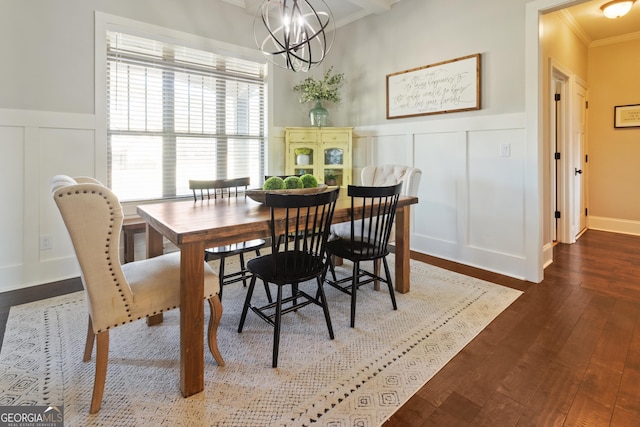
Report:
137,191,418,398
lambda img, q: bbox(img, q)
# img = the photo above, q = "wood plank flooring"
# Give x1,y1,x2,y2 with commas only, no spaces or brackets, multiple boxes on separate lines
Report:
1,230,639,426
386,230,640,426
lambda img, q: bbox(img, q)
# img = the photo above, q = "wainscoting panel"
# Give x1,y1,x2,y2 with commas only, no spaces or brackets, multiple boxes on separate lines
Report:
467,128,525,256
39,127,96,262
0,126,25,269
358,113,529,279
413,131,465,244
370,133,414,167
0,109,95,292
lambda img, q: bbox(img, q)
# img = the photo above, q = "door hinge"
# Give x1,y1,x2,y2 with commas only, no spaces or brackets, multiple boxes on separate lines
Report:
585,101,589,109
554,152,561,160
555,93,561,102
585,208,588,216
555,211,561,219
585,154,588,163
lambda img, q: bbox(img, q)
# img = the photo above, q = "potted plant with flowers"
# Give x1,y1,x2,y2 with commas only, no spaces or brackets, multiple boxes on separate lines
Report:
293,66,344,127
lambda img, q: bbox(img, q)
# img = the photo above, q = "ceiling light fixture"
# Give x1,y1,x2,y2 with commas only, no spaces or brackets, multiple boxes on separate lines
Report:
254,0,335,72
600,0,636,19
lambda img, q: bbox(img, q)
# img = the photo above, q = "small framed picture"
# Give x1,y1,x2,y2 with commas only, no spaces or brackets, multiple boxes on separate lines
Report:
614,104,640,128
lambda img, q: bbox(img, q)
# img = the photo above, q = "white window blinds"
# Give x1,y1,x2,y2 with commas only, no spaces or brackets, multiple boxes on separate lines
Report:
107,31,267,202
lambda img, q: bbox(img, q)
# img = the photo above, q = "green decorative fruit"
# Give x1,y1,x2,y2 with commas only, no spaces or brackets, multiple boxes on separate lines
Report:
300,174,318,188
263,176,284,190
283,176,303,189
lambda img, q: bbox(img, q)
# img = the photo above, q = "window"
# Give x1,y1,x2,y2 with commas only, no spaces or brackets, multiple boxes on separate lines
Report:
107,30,267,202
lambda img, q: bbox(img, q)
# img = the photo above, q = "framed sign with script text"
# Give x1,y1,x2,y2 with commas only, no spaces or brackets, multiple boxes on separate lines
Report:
386,53,481,119
614,104,640,128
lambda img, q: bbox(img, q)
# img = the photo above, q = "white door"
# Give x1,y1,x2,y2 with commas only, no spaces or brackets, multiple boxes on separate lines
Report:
572,82,588,239
551,65,570,244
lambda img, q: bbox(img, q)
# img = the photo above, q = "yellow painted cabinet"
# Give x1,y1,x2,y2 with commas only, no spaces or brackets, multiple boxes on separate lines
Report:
285,127,353,188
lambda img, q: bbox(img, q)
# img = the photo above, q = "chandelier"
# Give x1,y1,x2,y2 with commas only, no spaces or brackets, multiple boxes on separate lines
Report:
254,0,335,72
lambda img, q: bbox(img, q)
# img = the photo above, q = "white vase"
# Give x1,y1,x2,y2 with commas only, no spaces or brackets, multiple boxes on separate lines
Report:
297,154,310,165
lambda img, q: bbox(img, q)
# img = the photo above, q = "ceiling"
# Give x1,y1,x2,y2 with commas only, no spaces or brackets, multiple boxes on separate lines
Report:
562,0,640,44
223,0,640,44
221,0,401,27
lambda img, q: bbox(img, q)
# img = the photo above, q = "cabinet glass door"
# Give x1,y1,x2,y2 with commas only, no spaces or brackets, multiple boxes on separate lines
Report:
292,146,315,176
323,146,345,186
324,147,343,166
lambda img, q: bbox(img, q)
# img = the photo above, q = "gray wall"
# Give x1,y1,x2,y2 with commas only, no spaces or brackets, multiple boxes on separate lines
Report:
1,0,577,291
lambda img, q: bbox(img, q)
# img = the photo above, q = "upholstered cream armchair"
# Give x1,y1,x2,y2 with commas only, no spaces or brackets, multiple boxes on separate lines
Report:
329,165,421,277
51,175,224,413
360,164,422,198
331,164,421,240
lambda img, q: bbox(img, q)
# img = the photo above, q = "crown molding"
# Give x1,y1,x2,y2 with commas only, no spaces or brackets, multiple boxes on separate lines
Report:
557,9,592,47
590,29,640,47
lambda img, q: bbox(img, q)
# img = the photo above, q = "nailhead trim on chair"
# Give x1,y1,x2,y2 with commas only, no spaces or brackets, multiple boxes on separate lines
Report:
58,189,133,332
58,189,220,333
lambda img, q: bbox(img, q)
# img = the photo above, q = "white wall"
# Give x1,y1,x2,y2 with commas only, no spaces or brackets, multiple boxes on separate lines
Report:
1,0,563,292
279,0,534,279
0,110,96,290
354,114,528,279
0,0,262,292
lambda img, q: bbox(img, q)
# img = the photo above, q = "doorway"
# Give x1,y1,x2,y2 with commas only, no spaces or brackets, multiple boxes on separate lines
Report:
549,62,588,245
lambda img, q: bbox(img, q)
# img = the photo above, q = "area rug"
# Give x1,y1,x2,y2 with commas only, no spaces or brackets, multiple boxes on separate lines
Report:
0,257,521,426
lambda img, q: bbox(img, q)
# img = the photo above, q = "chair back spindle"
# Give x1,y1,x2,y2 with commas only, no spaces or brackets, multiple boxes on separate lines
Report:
324,182,402,328
348,183,402,261
266,188,338,281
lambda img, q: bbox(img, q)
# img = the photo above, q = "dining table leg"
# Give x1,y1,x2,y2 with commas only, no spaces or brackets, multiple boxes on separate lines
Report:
394,205,411,294
146,225,164,326
179,241,206,397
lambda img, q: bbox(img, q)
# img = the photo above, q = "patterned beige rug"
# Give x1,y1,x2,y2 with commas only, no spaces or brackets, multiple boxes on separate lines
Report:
0,257,521,426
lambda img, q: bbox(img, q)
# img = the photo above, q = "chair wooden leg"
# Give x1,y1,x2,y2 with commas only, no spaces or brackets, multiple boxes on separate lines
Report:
207,295,225,366
382,257,398,310
316,277,334,339
90,330,109,414
263,280,273,303
239,252,247,287
350,261,359,328
373,259,381,291
292,283,299,310
83,316,95,362
218,256,226,300
238,276,258,333
327,255,337,281
147,313,163,326
272,285,283,368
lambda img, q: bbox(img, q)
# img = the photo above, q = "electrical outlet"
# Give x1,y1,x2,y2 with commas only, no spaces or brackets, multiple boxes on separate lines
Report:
500,144,511,157
40,234,52,250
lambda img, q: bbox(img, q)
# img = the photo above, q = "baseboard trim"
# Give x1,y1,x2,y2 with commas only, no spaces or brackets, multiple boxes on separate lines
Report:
588,216,640,237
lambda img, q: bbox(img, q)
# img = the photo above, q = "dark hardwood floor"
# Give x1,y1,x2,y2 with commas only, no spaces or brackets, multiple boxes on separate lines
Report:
386,230,640,426
1,230,639,425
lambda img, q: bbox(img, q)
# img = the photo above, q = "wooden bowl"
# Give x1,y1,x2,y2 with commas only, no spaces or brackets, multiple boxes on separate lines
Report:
245,184,330,203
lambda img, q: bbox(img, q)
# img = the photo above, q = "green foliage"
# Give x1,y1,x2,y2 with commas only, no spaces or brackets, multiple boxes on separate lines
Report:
263,176,284,190
300,174,318,188
292,66,345,104
294,147,312,155
283,176,303,189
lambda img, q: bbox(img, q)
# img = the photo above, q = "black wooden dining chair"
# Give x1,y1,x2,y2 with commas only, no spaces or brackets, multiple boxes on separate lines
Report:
189,177,269,301
324,183,403,328
238,187,340,367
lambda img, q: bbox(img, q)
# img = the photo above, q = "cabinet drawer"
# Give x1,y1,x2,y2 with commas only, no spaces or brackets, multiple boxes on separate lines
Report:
287,131,318,143
321,132,350,143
